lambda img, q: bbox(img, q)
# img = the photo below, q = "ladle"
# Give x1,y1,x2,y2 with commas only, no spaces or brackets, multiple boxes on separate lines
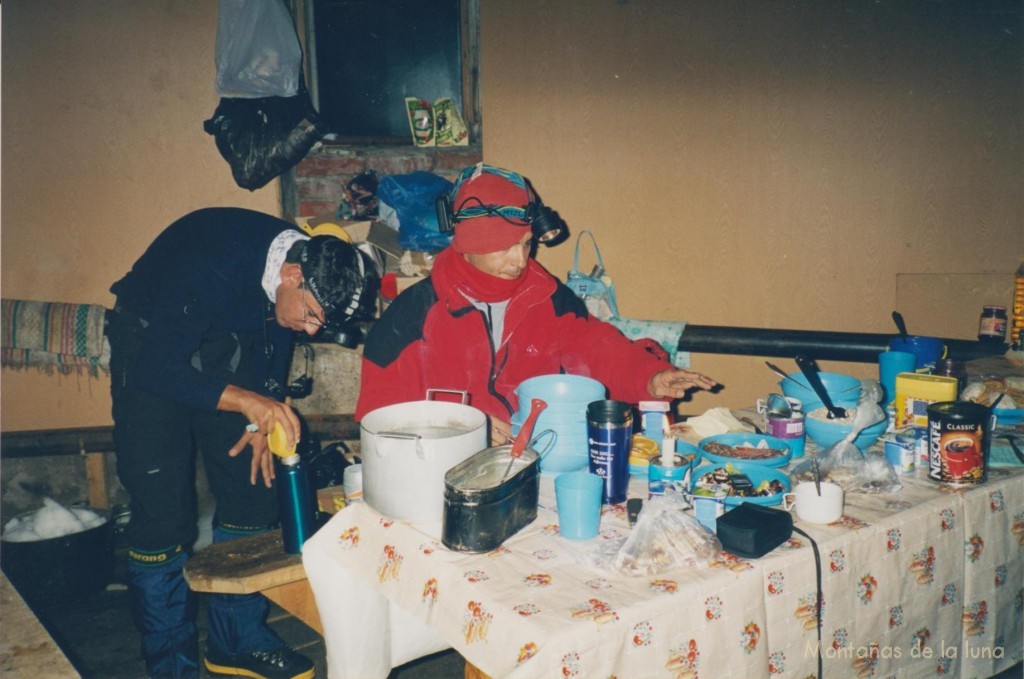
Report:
502,398,547,481
794,355,847,419
892,311,909,340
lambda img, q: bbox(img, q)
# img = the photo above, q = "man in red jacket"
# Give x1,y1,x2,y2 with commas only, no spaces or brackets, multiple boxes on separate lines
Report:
356,164,716,444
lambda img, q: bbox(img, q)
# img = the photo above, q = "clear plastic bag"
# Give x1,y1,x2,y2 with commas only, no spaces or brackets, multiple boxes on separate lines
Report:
215,0,302,98
790,380,901,494
611,493,721,576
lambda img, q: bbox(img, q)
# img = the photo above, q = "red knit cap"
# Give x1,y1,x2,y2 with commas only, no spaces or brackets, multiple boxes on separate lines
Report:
450,169,532,254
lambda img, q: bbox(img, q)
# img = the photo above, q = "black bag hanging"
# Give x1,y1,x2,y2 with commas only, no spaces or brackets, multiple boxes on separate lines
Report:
204,0,324,190
203,82,325,191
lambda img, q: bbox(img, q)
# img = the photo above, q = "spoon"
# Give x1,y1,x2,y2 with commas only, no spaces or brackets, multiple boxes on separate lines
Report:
811,455,822,496
892,311,909,340
502,398,547,482
794,355,847,419
766,360,859,395
765,361,806,390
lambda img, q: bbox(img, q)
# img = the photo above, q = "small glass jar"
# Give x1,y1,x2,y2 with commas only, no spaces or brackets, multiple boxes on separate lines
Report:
933,358,968,398
977,305,1007,343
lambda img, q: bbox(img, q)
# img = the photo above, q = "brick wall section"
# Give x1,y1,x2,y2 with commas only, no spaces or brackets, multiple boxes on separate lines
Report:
288,144,482,219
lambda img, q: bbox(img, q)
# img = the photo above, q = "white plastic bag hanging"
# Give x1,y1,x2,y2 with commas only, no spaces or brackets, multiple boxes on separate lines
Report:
215,0,302,98
566,231,620,321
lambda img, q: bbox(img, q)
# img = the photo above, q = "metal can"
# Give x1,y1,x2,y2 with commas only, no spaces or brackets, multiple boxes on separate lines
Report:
883,430,916,474
765,411,806,458
648,455,691,498
926,402,991,486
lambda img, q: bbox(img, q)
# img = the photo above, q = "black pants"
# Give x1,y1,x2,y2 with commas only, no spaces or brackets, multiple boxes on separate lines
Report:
107,309,278,551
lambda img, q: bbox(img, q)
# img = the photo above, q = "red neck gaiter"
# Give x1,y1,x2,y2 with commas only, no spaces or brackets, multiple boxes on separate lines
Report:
437,247,527,304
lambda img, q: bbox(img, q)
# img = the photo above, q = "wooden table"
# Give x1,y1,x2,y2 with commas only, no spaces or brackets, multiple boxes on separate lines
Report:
182,529,322,635
0,572,80,678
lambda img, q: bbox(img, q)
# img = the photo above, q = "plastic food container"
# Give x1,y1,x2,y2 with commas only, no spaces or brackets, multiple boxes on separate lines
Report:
441,445,540,553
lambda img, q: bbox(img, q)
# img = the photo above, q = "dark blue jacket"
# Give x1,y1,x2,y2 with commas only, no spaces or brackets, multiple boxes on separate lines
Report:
110,208,296,411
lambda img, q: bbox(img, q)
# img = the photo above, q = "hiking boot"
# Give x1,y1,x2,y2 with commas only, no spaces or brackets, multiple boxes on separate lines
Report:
203,645,314,679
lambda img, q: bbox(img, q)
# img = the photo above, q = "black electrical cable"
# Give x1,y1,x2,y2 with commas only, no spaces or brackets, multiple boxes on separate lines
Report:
793,526,824,679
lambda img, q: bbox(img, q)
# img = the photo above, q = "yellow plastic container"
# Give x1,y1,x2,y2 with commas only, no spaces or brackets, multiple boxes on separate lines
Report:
894,373,958,429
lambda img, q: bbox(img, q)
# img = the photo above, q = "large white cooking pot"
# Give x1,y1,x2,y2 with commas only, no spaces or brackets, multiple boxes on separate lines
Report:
360,393,487,525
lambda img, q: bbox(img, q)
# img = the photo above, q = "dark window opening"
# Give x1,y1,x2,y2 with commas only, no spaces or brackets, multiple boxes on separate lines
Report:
302,0,479,145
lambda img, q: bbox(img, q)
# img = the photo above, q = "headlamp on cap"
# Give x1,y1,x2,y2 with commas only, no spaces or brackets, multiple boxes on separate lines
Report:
435,165,566,247
299,238,379,349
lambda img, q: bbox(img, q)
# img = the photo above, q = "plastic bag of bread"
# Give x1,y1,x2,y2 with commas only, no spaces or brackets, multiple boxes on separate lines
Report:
613,493,721,576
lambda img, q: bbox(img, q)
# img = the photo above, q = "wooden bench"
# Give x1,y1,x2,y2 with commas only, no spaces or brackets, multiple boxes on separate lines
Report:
0,572,80,678
182,529,322,635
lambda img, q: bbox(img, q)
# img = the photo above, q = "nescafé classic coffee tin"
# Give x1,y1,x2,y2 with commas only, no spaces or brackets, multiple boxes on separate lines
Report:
926,402,991,486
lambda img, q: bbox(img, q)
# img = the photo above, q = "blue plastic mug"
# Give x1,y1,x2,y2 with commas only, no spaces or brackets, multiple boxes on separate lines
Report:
879,350,917,405
888,335,946,371
555,472,604,540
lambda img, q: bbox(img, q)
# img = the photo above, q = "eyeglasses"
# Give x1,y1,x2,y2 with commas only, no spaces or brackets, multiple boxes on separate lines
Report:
300,283,326,330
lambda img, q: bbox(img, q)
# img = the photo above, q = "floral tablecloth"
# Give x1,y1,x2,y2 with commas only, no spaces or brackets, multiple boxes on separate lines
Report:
303,466,1023,679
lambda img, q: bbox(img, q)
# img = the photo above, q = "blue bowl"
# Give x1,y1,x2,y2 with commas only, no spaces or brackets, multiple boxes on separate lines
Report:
511,410,587,429
993,407,1024,426
516,374,606,411
690,461,790,506
698,433,792,468
804,413,888,452
780,372,862,412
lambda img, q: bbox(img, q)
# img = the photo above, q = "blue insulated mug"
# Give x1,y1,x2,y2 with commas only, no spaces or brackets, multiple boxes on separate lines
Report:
586,400,633,505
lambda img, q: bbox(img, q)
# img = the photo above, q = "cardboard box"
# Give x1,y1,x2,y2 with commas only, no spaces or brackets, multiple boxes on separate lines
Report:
894,373,959,429
316,485,347,515
367,221,404,259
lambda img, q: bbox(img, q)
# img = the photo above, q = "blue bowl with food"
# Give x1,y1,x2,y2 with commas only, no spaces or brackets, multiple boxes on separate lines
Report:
698,433,792,468
803,406,888,451
690,461,790,506
629,438,701,478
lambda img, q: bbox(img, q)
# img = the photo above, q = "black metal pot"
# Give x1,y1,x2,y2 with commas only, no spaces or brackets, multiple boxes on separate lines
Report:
442,445,540,553
1,511,114,607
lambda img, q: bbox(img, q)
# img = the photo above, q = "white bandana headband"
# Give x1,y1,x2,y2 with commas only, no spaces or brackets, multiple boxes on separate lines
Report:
262,230,310,302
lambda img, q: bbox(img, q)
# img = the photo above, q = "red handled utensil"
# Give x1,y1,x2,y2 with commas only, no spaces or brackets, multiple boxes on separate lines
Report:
501,398,547,482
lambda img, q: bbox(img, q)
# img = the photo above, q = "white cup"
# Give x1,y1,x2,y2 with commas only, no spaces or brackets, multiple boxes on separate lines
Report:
783,481,844,524
343,463,364,504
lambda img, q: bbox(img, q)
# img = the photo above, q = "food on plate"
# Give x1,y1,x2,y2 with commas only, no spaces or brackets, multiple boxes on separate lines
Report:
694,463,785,498
961,377,1022,409
702,440,786,460
629,435,661,464
630,434,696,468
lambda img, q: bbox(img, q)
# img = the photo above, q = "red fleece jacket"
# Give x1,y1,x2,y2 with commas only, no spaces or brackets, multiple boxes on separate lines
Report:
355,250,671,422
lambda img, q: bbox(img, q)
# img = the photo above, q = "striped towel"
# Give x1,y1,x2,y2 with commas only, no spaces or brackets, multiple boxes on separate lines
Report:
1,299,110,375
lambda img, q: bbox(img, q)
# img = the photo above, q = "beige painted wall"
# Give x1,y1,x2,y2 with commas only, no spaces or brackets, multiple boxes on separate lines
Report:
481,1,1023,415
2,1,1021,431
1,1,280,430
